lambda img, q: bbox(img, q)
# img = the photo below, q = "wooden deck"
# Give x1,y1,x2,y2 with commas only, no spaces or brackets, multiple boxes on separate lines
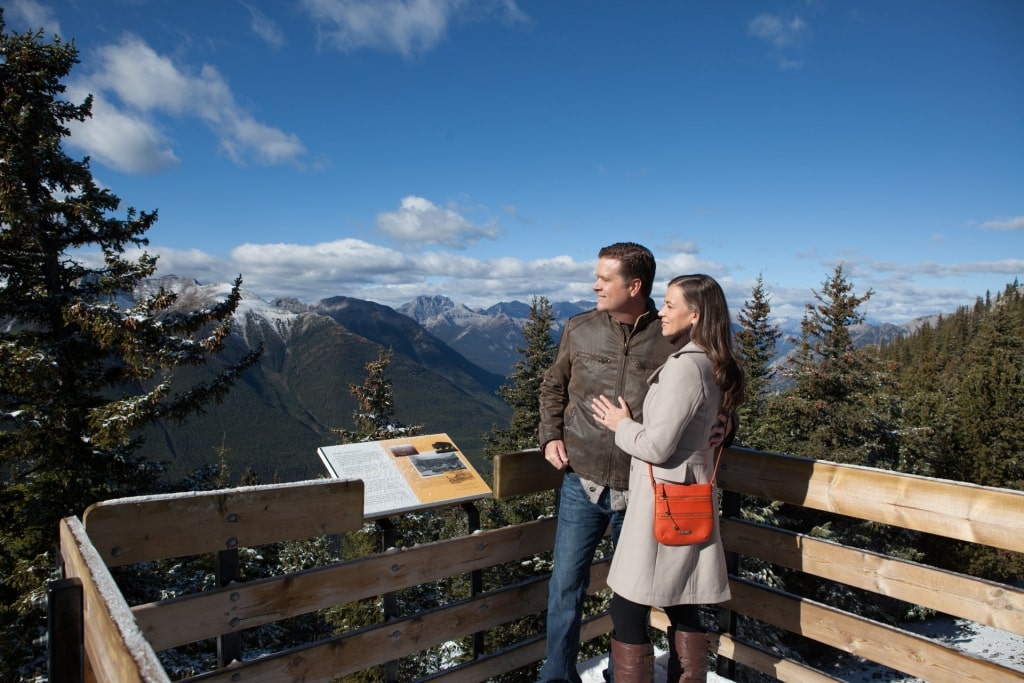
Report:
55,447,1024,682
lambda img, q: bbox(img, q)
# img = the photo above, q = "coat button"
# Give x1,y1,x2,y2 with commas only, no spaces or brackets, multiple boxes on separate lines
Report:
588,486,596,492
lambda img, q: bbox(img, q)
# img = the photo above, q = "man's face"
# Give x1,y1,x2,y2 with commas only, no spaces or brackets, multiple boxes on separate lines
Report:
593,257,638,315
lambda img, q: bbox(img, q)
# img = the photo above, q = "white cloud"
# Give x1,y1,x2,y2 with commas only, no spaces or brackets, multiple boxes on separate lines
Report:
868,258,1024,277
217,111,308,166
65,87,180,174
303,0,448,56
135,237,590,309
145,247,233,283
92,236,1018,326
416,250,493,276
231,238,411,275
197,237,724,311
661,240,699,255
6,0,61,37
501,204,531,223
981,216,1024,231
375,196,502,248
300,0,527,58
240,0,286,48
65,36,306,173
89,37,194,112
657,252,722,282
748,14,807,49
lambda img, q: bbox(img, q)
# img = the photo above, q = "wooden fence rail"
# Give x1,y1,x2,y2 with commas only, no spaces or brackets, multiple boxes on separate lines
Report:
56,447,1024,682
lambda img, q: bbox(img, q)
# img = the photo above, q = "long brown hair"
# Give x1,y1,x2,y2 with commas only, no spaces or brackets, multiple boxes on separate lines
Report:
667,274,745,414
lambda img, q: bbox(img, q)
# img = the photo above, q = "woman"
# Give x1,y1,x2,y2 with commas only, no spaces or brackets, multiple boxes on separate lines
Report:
592,274,744,683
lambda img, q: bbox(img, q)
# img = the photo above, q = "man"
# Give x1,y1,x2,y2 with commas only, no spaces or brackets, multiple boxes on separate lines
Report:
537,242,676,683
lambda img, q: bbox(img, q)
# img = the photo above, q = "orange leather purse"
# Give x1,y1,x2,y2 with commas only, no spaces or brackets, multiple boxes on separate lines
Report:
649,445,723,546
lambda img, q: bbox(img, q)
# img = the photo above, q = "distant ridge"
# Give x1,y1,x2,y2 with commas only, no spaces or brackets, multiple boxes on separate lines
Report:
136,277,937,482
137,279,509,482
398,295,590,375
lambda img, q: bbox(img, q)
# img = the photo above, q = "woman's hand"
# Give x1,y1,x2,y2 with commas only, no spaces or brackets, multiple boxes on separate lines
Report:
708,411,732,449
591,394,631,432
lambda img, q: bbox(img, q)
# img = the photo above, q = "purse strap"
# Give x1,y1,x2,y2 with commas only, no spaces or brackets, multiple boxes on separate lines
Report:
648,443,725,491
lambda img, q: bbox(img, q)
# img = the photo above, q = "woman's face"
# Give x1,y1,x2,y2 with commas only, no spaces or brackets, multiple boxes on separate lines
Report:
659,285,698,343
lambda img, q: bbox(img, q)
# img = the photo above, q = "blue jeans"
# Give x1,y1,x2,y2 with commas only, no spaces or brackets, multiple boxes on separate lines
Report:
540,472,625,683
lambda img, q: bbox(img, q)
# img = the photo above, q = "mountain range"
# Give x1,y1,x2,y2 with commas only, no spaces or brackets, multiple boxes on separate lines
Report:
138,277,926,483
141,279,516,482
396,295,592,376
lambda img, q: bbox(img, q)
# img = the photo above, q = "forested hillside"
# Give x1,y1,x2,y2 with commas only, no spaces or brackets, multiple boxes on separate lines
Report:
876,280,1024,581
734,271,1023,595
879,279,1023,489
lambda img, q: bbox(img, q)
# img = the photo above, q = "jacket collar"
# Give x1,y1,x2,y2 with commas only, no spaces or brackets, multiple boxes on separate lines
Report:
603,297,659,333
632,298,661,331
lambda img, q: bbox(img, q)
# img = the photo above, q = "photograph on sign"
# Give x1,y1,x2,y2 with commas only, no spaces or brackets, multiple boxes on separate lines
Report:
318,433,491,518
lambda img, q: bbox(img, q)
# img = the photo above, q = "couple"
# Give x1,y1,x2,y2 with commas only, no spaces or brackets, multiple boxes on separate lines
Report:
539,242,744,683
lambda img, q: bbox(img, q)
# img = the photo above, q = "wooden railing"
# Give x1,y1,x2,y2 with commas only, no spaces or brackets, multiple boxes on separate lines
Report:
56,447,1024,683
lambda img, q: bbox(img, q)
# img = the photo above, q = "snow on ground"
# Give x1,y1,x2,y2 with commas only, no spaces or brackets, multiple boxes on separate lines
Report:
819,617,1024,682
574,617,1024,682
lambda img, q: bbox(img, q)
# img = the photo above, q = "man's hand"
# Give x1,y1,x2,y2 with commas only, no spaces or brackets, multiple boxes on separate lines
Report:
544,439,570,470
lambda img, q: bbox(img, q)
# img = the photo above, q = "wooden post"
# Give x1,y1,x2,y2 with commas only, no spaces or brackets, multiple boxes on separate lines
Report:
378,518,399,683
462,502,484,658
717,489,741,681
47,577,84,683
216,548,242,667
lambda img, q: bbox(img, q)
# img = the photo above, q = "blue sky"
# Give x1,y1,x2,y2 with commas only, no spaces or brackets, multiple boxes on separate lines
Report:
7,0,1023,325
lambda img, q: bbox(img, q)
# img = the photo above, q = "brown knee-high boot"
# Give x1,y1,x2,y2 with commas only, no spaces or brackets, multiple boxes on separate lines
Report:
666,628,708,682
610,637,655,683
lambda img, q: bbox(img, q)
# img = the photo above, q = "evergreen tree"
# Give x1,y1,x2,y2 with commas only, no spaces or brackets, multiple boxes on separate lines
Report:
479,296,559,682
483,295,556,458
759,266,913,628
328,348,473,682
734,273,782,450
332,347,423,444
938,283,1022,488
937,282,1024,581
764,264,899,468
481,295,558,530
881,279,1024,493
0,16,261,677
330,348,417,682
880,281,1024,583
730,275,798,668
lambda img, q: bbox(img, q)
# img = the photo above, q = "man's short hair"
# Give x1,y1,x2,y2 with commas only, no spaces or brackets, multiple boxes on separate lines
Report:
598,242,656,299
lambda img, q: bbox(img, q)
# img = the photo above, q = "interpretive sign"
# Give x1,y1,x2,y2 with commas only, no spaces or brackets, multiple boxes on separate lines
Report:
317,433,492,519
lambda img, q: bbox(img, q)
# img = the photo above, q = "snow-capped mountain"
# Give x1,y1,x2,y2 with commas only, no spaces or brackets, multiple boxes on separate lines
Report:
398,295,591,375
135,277,938,482
135,278,510,482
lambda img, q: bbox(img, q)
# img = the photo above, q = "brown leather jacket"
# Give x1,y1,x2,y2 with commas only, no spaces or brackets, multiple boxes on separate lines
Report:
538,301,676,490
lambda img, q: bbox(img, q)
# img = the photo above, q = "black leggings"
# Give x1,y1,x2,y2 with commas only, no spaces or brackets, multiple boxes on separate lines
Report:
609,593,702,644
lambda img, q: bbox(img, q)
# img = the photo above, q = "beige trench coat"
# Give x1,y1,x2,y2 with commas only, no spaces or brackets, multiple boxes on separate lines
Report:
605,342,731,607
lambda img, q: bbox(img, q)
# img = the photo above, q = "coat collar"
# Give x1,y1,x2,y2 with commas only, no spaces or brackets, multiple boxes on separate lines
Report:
648,341,707,383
